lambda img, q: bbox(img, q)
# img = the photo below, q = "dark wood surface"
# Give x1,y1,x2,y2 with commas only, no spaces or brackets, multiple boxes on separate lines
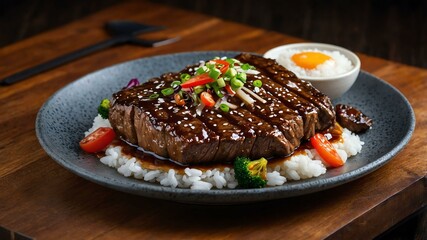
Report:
1,0,426,69
0,1,426,239
155,0,427,69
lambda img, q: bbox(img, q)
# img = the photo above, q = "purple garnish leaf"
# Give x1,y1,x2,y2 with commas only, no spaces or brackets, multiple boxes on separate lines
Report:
125,78,140,89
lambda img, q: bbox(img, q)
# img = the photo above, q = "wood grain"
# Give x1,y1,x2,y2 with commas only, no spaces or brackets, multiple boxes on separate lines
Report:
155,0,427,69
2,0,427,69
0,1,425,239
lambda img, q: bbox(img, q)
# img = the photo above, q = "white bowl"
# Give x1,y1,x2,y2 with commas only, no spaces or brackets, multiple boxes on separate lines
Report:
264,42,361,99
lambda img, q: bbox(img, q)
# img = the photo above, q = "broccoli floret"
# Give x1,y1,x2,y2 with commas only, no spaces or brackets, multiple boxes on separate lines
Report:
97,99,110,119
234,156,268,188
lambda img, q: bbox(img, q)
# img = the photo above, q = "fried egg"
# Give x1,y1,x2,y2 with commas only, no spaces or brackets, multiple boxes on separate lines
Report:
291,51,332,69
277,49,353,77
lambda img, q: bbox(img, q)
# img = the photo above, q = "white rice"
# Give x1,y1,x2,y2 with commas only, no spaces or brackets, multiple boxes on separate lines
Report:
87,114,364,190
277,49,353,78
85,115,111,136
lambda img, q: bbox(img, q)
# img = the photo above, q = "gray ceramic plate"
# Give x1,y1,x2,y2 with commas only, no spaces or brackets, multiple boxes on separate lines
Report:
36,51,415,204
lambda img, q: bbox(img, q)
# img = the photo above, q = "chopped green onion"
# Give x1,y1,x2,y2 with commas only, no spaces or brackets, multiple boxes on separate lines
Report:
212,82,224,98
171,80,181,88
220,103,230,112
206,62,215,69
196,66,208,75
161,88,174,96
225,68,237,78
194,85,205,94
191,92,199,106
149,93,159,99
231,77,244,89
180,73,191,82
217,77,226,88
253,80,262,87
236,72,247,82
241,63,253,71
225,58,236,65
205,83,212,89
209,68,221,80
178,90,184,98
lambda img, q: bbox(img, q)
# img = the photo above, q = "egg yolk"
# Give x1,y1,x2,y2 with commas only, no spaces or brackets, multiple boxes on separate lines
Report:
291,51,332,69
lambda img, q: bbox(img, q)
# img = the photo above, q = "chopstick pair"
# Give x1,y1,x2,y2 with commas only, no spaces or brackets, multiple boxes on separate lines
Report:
0,20,179,86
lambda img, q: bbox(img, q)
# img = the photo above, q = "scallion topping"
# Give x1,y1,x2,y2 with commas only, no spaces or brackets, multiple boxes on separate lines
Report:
212,82,224,98
194,85,205,94
209,68,221,80
167,57,263,110
149,93,159,99
241,63,253,71
161,88,174,96
220,103,230,112
217,77,226,88
253,80,262,87
236,72,247,82
231,77,244,89
180,73,191,82
225,58,236,65
196,66,208,75
225,68,237,78
171,80,181,88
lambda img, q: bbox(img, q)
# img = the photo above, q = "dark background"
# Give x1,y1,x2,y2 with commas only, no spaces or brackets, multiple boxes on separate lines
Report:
0,0,425,239
0,0,426,68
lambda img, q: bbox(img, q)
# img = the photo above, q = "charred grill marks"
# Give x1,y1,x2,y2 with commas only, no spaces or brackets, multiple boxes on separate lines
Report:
235,53,335,132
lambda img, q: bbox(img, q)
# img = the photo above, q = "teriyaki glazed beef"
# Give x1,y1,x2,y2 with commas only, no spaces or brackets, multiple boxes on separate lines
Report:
109,53,336,165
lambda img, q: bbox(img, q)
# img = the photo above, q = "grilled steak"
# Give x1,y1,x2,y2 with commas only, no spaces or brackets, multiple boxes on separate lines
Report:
109,53,336,164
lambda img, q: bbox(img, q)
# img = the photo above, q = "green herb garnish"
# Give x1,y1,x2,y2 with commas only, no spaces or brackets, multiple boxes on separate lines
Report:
161,88,174,96
253,80,262,88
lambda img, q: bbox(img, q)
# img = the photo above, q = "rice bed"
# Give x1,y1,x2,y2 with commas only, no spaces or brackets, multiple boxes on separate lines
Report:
86,115,364,190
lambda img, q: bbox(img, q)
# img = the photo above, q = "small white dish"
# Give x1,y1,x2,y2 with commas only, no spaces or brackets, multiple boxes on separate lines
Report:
264,42,361,99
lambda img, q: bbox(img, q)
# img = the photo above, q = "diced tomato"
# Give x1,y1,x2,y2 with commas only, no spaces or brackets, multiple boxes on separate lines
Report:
225,84,236,95
310,133,344,167
212,59,230,73
80,127,116,153
200,91,215,107
180,73,214,88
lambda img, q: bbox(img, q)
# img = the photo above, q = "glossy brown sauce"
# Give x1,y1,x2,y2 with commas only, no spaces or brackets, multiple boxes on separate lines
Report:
106,123,344,173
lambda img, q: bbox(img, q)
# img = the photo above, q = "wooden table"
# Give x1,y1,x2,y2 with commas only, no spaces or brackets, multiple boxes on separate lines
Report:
1,1,425,239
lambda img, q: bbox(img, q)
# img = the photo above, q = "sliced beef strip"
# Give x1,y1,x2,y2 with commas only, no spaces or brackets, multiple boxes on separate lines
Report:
335,104,373,133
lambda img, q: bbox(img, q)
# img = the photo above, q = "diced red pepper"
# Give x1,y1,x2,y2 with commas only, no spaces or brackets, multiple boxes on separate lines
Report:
212,59,230,74
225,84,236,95
180,73,214,88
